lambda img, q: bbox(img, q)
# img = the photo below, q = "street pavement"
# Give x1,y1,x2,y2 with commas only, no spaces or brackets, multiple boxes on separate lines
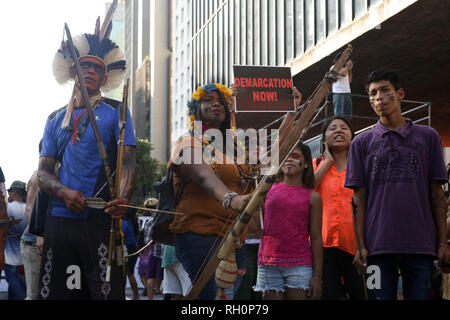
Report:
1,270,164,300
0,287,164,300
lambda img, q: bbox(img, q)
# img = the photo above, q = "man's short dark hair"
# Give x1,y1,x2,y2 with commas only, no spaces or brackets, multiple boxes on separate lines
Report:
365,69,402,92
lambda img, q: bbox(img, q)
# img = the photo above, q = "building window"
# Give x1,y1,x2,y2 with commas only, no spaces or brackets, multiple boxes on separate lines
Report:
305,0,315,50
268,0,276,65
315,0,326,43
276,0,285,65
253,0,261,65
369,0,383,7
294,0,303,58
240,0,247,65
327,0,338,36
260,0,268,65
285,0,294,63
246,0,253,66
354,0,367,18
339,0,352,28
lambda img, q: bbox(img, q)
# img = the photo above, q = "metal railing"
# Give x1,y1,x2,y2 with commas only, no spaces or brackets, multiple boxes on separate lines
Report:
243,93,431,159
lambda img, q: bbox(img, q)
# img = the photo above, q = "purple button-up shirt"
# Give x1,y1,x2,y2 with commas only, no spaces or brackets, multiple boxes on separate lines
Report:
345,118,447,257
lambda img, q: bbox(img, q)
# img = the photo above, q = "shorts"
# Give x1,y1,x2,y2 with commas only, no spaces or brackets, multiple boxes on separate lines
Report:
146,255,163,280
253,265,313,294
137,248,150,276
162,262,192,296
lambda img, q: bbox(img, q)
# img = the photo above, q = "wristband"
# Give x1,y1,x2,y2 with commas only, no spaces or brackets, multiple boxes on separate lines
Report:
222,191,238,210
439,242,449,248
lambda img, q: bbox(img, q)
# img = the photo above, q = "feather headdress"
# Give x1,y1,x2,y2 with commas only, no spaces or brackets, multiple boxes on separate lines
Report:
52,0,125,93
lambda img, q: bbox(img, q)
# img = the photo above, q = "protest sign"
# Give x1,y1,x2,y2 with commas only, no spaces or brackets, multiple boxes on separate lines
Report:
233,65,295,112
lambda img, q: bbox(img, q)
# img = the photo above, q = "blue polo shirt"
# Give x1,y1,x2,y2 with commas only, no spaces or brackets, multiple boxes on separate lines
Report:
41,100,136,219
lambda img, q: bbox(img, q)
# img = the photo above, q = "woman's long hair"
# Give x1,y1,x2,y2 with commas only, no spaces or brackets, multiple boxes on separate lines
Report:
316,116,354,166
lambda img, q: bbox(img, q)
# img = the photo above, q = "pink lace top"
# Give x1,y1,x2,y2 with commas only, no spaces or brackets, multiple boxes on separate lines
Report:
258,182,313,267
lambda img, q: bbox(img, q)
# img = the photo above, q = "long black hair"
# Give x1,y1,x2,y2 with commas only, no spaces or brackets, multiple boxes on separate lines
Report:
321,116,355,143
316,116,354,166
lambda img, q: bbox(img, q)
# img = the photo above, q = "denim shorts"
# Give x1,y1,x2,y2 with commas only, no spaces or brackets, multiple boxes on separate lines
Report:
253,264,313,294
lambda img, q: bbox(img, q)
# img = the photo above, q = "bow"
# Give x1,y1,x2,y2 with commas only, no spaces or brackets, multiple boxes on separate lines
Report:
63,15,122,299
184,45,353,299
106,78,130,299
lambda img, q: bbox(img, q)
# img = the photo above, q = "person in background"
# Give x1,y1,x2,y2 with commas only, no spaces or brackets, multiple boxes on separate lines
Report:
0,167,7,274
143,215,164,300
441,164,450,300
122,208,140,300
161,244,192,300
331,52,353,119
20,141,43,300
4,180,28,300
313,116,365,300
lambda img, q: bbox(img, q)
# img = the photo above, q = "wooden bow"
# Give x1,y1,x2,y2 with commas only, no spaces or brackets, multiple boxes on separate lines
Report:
184,45,353,299
63,4,122,298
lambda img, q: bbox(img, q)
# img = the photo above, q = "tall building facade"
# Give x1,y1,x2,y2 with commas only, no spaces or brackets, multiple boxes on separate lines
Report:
123,0,171,162
171,0,192,147
105,1,126,102
171,0,449,149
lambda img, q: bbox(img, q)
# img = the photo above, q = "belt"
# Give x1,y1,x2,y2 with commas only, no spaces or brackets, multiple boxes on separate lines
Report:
21,239,36,246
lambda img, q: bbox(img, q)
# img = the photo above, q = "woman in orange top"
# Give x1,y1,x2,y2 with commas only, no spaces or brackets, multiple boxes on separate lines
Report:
313,116,365,300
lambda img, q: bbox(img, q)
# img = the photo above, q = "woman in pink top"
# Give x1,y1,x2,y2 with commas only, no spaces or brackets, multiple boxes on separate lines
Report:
254,143,323,300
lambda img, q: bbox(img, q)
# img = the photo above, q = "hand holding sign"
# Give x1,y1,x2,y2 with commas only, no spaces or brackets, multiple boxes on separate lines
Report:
292,86,303,110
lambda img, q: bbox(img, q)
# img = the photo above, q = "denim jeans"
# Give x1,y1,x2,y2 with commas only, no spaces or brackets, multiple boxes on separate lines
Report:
4,264,26,300
174,232,245,300
367,254,434,300
333,93,352,119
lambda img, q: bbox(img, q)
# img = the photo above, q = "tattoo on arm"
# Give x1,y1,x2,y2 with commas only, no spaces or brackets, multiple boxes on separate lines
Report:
120,146,136,200
37,157,64,198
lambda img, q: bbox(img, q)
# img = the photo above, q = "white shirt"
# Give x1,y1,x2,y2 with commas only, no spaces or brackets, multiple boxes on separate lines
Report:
331,65,351,93
5,201,27,266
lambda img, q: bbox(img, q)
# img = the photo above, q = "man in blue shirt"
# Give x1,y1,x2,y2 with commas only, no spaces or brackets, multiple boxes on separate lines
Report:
37,24,136,300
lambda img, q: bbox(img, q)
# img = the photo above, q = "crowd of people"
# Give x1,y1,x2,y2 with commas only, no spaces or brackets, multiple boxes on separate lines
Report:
0,16,449,302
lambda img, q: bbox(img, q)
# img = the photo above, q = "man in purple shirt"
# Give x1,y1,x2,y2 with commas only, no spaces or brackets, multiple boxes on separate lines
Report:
345,69,449,300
